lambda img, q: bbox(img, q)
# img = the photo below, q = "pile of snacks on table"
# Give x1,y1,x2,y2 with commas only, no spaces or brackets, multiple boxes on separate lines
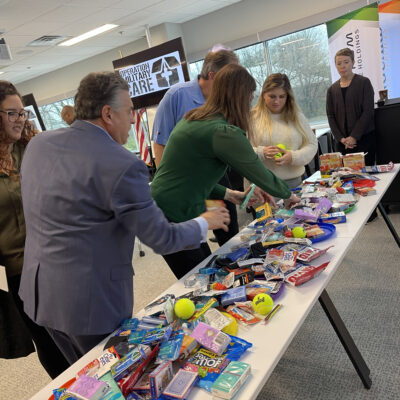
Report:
52,160,394,400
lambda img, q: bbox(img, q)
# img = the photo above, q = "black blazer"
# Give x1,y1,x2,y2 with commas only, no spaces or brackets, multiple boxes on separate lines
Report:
326,74,375,142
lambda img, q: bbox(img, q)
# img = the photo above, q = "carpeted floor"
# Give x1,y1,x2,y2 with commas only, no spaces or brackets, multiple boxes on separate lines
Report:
0,209,399,400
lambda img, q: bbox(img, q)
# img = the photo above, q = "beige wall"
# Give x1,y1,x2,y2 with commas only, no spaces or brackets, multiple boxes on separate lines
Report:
16,0,368,104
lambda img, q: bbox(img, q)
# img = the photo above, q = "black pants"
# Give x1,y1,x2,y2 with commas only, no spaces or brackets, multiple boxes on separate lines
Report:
46,327,111,365
163,242,212,280
213,174,239,246
334,133,376,166
8,275,70,379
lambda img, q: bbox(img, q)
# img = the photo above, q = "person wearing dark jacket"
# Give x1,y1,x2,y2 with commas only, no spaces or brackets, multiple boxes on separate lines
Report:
326,47,376,166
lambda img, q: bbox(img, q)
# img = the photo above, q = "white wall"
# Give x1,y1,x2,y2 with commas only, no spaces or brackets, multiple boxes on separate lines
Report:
16,0,369,104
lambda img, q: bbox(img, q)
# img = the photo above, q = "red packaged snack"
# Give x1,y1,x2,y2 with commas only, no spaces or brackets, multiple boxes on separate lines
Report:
285,262,329,286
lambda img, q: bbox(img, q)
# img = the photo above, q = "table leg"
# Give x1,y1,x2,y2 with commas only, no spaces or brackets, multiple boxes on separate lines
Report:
377,202,400,248
318,289,372,389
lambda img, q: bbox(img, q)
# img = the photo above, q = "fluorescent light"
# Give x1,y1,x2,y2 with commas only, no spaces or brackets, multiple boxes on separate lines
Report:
0,71,4,75
58,24,118,47
280,38,305,46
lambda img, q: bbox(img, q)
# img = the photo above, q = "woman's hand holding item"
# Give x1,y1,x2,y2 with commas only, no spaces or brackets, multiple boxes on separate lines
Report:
263,145,283,159
274,148,292,166
283,193,301,209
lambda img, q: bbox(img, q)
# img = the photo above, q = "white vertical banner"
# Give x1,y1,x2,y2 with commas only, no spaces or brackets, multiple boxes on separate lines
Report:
326,3,384,101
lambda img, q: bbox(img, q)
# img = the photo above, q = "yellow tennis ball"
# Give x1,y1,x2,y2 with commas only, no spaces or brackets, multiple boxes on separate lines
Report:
274,143,286,158
291,227,306,238
174,298,195,320
252,293,274,315
221,312,238,336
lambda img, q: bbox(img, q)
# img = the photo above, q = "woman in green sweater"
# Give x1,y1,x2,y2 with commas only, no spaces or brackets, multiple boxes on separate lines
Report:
151,64,299,279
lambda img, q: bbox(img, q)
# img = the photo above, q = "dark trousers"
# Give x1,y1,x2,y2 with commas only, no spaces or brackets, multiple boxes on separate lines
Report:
8,275,70,379
163,242,212,280
334,133,376,166
46,327,111,365
213,174,239,246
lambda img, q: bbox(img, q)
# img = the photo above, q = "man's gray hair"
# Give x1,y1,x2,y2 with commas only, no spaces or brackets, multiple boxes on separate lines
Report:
74,72,129,120
200,49,239,80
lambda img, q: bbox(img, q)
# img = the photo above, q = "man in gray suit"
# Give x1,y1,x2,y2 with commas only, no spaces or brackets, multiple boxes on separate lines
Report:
19,72,229,364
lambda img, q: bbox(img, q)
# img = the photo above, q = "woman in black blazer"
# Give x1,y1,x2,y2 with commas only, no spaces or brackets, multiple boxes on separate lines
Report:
326,48,376,166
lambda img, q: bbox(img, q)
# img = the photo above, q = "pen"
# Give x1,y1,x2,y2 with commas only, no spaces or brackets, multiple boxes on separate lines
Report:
264,304,283,324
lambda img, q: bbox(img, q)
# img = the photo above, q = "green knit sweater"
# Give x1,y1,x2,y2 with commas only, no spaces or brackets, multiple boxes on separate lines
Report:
151,117,291,222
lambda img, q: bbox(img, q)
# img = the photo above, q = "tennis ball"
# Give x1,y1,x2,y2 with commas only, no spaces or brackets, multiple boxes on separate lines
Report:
274,143,286,158
291,227,306,238
174,298,195,320
221,312,238,336
252,293,274,315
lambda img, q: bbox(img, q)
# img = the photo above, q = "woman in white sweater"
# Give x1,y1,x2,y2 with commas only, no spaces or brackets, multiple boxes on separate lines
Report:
248,73,318,189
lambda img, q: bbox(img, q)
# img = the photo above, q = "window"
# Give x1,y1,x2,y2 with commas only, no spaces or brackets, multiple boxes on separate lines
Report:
189,24,331,124
38,97,74,130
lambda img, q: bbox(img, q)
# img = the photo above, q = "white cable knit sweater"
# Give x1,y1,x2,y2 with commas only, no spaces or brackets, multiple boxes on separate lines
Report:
250,112,318,181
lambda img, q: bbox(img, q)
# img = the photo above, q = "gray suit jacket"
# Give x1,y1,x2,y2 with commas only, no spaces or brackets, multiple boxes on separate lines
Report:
19,120,201,335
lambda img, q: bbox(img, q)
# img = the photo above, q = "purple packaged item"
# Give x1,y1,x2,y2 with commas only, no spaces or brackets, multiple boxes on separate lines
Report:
190,322,231,355
294,198,332,222
65,375,109,400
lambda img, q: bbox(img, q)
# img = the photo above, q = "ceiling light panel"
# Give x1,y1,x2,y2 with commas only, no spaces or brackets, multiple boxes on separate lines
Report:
58,24,119,47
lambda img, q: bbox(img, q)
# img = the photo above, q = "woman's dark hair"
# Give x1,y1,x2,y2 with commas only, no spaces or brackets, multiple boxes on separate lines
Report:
185,64,256,132
0,80,36,175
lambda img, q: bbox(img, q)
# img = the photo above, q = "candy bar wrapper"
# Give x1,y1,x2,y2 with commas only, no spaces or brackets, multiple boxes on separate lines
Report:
179,335,199,360
211,361,251,399
226,305,261,325
285,262,329,286
318,212,346,224
162,369,199,400
77,347,120,379
362,161,393,173
65,375,109,400
190,322,231,355
296,246,333,263
355,187,376,196
99,372,125,400
149,360,174,399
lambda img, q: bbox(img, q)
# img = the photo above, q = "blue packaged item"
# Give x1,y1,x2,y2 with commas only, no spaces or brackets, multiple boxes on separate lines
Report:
156,330,184,363
221,286,247,307
121,318,139,330
128,330,149,345
141,325,172,345
141,315,167,326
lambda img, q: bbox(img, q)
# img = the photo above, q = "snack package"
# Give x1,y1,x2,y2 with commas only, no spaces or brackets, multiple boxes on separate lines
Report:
355,187,376,196
178,335,199,360
319,152,342,173
77,346,120,379
296,245,333,263
111,346,150,382
318,212,346,224
285,262,329,286
342,152,365,170
156,330,184,363
362,161,393,173
162,369,199,400
190,322,231,355
220,287,247,307
226,305,261,325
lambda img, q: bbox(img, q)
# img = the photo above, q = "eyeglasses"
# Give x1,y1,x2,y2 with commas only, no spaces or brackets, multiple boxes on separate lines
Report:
0,110,30,122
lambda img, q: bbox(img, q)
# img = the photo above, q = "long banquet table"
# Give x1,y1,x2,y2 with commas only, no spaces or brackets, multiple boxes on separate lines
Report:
30,164,400,400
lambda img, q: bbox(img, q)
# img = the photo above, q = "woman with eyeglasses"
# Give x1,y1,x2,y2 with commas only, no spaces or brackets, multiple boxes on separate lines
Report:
0,80,69,377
